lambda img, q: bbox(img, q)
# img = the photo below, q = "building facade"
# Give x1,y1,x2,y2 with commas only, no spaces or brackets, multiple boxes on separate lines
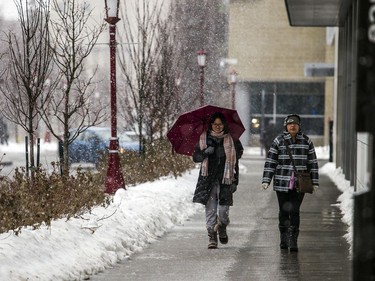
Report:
284,0,374,279
228,0,334,147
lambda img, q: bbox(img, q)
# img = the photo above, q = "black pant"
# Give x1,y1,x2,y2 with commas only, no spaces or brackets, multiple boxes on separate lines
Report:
276,190,305,228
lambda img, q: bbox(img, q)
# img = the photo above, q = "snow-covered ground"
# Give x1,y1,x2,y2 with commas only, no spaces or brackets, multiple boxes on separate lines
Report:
0,142,354,280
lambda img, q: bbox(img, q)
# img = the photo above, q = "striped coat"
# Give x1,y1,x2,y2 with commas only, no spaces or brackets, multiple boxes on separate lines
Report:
262,131,319,192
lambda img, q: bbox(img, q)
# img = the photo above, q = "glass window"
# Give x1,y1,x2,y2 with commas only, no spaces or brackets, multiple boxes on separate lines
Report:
247,81,325,136
250,116,324,135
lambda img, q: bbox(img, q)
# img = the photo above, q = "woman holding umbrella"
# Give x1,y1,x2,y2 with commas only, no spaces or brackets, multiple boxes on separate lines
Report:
192,112,243,249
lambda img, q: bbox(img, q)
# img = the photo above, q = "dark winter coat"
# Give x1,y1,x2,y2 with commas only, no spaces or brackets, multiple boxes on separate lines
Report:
192,132,243,205
262,131,319,192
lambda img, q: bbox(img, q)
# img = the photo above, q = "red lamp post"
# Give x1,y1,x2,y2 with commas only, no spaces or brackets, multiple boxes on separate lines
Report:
104,0,125,194
228,69,238,109
197,49,206,106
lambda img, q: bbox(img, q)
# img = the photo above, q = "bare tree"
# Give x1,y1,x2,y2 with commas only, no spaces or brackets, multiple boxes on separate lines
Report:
173,0,229,109
0,0,56,177
117,0,229,149
118,0,180,148
144,13,181,142
41,0,106,176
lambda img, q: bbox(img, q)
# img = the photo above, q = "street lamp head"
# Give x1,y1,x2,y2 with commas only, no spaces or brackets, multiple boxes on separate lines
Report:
229,69,238,84
104,0,120,25
175,75,181,87
197,49,207,67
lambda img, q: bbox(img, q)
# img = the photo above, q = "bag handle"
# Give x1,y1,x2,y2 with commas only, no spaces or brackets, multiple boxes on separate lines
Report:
283,137,298,174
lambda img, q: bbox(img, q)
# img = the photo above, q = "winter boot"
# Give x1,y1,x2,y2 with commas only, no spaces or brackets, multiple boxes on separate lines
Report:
289,226,299,252
207,231,218,249
217,224,228,244
279,226,289,249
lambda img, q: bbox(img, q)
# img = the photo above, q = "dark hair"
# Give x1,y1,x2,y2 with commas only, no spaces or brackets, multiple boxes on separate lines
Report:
209,112,229,133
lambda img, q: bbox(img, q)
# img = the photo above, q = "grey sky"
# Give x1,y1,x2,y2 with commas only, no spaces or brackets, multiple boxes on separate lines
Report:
0,2,17,20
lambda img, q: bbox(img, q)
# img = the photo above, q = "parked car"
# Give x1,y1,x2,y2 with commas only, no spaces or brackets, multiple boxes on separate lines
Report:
65,127,140,164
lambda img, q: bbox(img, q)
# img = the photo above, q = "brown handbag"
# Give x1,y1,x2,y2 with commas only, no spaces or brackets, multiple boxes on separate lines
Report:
285,141,314,194
295,171,314,193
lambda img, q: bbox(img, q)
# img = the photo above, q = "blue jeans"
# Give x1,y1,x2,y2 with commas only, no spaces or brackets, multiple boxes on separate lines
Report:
276,190,305,228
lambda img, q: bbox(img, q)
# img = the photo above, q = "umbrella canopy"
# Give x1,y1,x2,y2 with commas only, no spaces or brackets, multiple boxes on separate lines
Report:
167,105,245,156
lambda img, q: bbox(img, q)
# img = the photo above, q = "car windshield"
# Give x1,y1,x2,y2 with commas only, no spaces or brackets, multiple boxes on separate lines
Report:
118,132,135,142
91,128,135,142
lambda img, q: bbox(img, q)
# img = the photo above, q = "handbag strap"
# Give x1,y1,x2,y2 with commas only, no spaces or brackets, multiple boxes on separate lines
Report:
284,138,298,174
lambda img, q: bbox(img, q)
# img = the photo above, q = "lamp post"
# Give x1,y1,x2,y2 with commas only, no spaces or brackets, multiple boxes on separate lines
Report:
104,0,125,194
228,69,238,109
197,49,206,106
175,74,181,112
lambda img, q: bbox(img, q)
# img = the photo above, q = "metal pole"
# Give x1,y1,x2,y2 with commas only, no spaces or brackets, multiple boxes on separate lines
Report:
199,66,204,106
273,92,276,123
110,24,116,140
36,138,40,167
25,136,29,177
231,82,236,109
58,140,63,175
260,89,265,156
105,22,125,194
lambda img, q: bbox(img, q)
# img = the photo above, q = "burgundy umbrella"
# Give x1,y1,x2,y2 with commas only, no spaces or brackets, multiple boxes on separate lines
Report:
167,105,245,156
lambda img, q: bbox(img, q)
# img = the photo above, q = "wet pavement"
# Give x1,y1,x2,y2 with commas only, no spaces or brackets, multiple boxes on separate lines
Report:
90,152,352,281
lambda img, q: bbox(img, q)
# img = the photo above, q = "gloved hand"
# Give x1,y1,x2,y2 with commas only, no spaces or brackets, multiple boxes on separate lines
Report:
261,183,269,190
203,146,215,155
230,184,237,193
312,185,318,193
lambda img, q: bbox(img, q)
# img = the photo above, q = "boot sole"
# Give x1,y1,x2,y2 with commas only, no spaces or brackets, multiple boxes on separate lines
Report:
219,237,228,244
208,243,218,249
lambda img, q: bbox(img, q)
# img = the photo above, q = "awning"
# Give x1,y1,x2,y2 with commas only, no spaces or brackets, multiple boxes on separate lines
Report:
284,0,349,27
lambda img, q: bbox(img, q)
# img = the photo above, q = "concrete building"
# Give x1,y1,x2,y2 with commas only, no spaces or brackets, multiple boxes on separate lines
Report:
284,0,375,280
228,0,334,148
229,1,375,276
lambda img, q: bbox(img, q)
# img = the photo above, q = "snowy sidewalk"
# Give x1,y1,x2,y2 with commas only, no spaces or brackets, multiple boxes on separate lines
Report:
90,155,352,281
0,145,352,280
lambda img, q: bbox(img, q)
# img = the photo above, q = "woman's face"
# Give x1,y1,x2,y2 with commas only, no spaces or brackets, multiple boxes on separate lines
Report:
286,123,300,136
211,118,224,133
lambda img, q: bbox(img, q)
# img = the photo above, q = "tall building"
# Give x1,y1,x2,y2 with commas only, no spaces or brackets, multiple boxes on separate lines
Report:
228,0,334,146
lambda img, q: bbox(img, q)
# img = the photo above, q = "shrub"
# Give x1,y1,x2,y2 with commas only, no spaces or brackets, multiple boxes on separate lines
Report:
0,139,193,234
119,139,194,186
97,138,194,186
0,165,108,235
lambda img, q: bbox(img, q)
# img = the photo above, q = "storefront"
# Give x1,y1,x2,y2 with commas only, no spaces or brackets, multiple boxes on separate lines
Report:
285,1,375,279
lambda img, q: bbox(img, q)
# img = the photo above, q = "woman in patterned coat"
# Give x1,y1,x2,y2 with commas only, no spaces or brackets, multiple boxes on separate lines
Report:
261,114,319,252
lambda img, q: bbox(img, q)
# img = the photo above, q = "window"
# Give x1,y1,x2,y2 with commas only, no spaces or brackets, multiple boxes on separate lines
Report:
247,82,325,136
